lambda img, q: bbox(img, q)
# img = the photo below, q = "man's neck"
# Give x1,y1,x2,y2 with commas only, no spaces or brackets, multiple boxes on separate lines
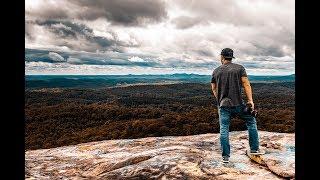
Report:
223,60,232,65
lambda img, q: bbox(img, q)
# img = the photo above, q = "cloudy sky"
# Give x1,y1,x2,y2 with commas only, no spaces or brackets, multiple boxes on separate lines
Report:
25,0,294,75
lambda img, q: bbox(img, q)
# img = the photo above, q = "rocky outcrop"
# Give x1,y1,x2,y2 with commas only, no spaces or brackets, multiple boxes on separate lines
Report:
25,131,294,179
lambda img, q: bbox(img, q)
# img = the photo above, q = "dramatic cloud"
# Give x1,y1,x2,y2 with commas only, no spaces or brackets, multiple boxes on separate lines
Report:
48,52,66,62
26,19,132,53
26,49,160,67
25,0,294,75
25,48,216,68
26,0,167,26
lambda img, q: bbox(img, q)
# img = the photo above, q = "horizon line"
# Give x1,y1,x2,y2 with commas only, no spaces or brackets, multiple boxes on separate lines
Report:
25,73,295,76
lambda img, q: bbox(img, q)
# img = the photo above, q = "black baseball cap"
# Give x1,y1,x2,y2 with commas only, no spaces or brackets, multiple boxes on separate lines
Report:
220,48,235,59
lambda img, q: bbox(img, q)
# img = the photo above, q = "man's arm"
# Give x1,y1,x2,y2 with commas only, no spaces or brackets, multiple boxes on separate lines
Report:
241,76,254,110
211,71,218,100
211,83,218,99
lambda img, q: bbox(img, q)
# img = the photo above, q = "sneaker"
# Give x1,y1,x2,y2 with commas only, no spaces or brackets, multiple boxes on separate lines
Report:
222,156,229,163
250,149,265,155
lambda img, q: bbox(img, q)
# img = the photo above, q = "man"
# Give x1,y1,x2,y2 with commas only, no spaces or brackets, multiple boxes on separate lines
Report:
211,48,264,163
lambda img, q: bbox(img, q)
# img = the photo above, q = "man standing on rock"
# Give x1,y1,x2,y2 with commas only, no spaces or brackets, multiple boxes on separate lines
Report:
211,48,264,163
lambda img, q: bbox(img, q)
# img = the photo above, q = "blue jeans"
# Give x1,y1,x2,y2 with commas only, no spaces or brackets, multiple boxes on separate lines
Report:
218,104,259,158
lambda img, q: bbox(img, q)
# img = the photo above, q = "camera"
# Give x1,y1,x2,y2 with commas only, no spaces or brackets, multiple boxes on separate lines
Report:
243,103,257,118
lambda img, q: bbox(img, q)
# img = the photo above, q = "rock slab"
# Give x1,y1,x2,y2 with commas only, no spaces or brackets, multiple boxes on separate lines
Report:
25,131,295,179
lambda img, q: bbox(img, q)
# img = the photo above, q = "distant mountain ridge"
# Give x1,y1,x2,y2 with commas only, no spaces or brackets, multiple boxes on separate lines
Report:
25,74,295,89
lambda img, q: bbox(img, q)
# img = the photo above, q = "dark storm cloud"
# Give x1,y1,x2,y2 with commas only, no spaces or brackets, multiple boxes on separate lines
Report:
25,49,65,63
73,0,167,26
27,20,135,52
26,0,168,26
35,20,80,38
25,3,69,20
36,20,115,47
25,48,159,67
25,53,52,63
25,48,219,69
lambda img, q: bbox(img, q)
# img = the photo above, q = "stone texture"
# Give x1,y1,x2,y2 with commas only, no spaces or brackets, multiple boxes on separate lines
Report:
25,131,295,179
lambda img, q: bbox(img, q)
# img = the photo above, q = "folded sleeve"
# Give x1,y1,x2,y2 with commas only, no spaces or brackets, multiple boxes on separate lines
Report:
211,71,216,83
240,66,248,77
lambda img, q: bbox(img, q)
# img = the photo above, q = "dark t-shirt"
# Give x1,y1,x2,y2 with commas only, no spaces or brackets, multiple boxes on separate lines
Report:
211,62,247,107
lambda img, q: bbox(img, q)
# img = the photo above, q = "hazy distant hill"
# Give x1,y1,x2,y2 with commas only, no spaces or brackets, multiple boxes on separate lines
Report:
25,74,295,89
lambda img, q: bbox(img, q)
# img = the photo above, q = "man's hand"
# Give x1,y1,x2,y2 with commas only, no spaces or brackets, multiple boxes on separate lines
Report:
247,100,254,110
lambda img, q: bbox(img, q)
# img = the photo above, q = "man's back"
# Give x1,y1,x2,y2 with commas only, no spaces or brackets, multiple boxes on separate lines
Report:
211,62,247,107
211,48,261,162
